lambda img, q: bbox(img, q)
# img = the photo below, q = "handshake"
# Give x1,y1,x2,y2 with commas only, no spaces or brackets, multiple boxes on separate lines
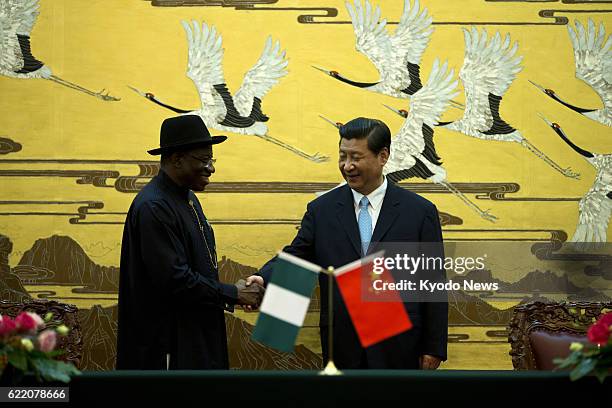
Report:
234,275,265,310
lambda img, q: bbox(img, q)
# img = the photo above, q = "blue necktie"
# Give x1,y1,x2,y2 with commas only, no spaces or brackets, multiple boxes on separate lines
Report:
358,196,372,256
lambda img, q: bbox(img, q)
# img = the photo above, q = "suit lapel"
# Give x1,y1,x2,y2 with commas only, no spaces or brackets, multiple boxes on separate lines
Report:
369,182,401,250
336,185,361,257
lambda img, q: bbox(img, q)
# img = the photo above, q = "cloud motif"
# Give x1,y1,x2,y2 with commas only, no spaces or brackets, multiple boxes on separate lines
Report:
0,137,22,155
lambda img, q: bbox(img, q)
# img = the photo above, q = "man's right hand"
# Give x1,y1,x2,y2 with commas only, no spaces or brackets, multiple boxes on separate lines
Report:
240,275,265,311
235,278,264,307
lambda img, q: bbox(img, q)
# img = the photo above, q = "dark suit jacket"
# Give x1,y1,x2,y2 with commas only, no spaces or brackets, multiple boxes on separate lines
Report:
260,181,448,369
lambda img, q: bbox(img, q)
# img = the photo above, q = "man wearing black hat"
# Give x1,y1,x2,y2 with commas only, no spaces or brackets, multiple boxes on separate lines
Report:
116,114,264,369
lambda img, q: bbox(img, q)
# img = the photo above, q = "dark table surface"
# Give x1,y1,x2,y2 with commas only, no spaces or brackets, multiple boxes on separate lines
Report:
56,369,608,406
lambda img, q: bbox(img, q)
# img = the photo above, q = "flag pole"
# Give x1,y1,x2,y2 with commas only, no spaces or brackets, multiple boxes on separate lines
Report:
319,266,342,376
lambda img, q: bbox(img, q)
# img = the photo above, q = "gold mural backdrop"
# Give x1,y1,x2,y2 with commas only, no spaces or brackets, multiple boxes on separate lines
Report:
1,0,611,370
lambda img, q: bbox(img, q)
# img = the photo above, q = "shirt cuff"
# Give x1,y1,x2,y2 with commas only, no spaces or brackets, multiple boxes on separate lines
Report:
220,283,238,312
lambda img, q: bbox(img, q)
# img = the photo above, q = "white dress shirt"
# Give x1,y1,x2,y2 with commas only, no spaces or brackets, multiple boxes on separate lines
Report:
351,177,388,232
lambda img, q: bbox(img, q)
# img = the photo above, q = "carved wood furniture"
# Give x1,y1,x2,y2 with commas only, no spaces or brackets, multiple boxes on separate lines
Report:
508,301,612,370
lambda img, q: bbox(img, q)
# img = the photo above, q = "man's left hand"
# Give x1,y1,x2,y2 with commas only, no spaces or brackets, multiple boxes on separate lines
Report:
419,354,441,370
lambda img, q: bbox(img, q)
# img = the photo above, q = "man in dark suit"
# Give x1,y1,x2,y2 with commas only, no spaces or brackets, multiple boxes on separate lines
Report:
246,117,447,369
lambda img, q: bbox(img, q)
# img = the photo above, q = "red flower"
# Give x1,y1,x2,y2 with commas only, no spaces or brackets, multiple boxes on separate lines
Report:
14,312,38,334
597,312,612,328
0,316,17,337
587,320,611,345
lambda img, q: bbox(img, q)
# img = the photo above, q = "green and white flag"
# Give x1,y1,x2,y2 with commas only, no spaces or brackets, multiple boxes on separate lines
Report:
251,251,321,353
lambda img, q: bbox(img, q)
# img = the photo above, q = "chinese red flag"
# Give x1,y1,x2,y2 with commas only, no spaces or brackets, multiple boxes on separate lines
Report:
334,251,412,348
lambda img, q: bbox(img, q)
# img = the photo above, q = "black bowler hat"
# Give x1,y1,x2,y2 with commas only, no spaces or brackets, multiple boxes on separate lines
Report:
147,115,227,155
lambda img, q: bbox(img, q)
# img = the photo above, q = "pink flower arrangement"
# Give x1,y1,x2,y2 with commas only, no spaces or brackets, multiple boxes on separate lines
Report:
0,311,79,383
1,312,46,338
555,311,612,382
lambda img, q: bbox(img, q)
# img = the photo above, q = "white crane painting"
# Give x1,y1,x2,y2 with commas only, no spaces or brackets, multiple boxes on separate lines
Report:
437,28,580,179
130,20,328,163
313,0,462,109
383,59,498,222
530,19,611,128
540,116,611,250
0,0,119,101
381,59,497,222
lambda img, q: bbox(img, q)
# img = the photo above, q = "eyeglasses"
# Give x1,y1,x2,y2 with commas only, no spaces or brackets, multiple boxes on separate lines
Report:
188,154,216,168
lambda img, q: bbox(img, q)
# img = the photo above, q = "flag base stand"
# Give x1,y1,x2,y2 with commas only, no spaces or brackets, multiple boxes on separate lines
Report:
318,266,343,376
319,360,343,376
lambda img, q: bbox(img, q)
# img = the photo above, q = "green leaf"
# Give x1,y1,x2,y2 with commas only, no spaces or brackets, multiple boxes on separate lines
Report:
554,358,574,369
596,355,612,366
570,358,597,381
55,360,80,376
554,352,581,369
0,351,7,372
593,368,609,384
8,351,28,372
30,359,80,383
599,346,612,358
45,350,65,358
29,350,47,359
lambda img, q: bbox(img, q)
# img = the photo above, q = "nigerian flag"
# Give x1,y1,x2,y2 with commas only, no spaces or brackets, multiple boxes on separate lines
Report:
252,252,321,352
